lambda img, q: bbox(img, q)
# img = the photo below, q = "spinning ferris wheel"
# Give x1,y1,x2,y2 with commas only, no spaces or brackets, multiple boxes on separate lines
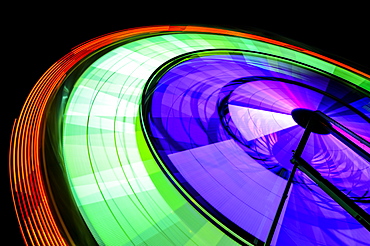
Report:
9,25,370,246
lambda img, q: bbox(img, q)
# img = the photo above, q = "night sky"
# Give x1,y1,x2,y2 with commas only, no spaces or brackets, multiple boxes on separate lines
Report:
5,8,368,245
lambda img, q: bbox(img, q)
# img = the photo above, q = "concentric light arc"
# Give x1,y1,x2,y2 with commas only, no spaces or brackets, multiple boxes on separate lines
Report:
9,25,370,246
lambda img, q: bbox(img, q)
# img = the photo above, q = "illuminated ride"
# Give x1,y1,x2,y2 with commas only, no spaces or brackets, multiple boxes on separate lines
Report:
9,25,370,246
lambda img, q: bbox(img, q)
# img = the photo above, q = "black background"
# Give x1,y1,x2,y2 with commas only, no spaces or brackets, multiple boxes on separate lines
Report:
4,7,369,245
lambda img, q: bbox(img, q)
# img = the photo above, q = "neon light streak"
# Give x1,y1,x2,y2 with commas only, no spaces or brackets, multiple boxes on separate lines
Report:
9,25,370,246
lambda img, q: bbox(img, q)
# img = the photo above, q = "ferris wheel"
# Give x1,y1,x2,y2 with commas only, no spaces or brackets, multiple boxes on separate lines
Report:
10,25,370,246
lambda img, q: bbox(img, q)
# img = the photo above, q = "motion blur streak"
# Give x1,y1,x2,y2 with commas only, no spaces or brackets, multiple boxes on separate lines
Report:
9,25,369,246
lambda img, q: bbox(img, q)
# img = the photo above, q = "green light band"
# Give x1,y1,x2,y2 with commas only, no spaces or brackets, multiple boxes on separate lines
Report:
62,32,369,245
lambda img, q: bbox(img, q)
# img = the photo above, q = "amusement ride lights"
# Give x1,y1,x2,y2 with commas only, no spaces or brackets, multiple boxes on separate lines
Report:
9,25,370,246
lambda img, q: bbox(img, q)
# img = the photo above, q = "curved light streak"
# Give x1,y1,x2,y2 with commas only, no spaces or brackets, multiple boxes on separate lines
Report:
9,25,370,246
144,53,370,244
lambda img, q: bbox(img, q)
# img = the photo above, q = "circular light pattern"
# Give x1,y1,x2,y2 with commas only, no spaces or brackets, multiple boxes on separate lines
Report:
9,25,370,246
143,51,370,245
